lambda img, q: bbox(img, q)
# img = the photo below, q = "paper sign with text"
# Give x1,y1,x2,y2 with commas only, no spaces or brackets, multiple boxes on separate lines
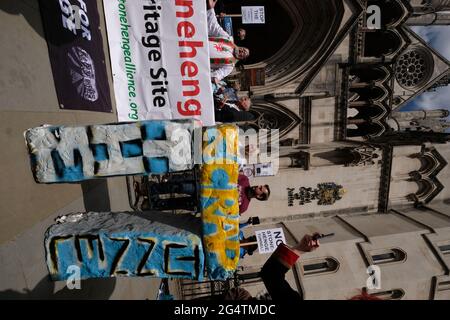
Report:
255,228,286,254
241,6,265,24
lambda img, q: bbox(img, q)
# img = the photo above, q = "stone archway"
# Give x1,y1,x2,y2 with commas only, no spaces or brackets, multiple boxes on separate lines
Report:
243,0,364,96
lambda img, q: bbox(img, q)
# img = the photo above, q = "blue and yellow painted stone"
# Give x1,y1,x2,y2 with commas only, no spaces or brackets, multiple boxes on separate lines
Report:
200,124,240,280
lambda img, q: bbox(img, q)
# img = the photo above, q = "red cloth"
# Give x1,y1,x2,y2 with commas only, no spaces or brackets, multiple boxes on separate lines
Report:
238,174,250,214
273,243,300,268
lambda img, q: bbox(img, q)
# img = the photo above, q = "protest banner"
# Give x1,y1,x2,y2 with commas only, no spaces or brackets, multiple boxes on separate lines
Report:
103,0,215,125
39,0,112,112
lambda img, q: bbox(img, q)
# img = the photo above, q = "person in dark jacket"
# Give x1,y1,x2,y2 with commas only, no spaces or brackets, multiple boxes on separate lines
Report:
260,233,320,301
215,104,255,123
214,95,255,123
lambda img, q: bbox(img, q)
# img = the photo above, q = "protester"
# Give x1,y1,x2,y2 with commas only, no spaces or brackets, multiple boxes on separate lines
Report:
239,217,260,258
146,180,198,211
196,229,382,301
260,233,320,301
215,93,252,112
213,80,254,123
212,80,240,101
349,291,382,300
146,174,268,214
215,106,255,123
207,0,251,82
236,28,246,41
222,287,253,300
238,173,270,214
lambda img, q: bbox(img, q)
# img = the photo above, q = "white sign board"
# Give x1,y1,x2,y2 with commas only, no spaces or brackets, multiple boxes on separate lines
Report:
241,6,265,24
239,162,275,177
255,228,286,254
103,0,215,126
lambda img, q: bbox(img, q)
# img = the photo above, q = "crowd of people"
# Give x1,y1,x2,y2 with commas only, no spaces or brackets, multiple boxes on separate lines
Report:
134,0,384,301
206,0,255,124
138,0,269,220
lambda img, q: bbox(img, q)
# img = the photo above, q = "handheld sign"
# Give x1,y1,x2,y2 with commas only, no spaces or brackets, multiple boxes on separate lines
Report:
255,228,286,254
241,6,265,24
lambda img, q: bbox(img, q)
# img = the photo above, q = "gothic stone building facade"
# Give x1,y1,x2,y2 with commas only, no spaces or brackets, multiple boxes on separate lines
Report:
180,0,450,300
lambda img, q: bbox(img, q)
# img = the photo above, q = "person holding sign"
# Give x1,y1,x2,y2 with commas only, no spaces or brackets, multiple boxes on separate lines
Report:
260,233,321,301
214,93,255,123
207,0,250,83
239,217,260,258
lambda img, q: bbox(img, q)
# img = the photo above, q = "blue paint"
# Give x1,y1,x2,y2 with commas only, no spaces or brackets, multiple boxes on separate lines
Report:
225,199,235,207
78,237,109,278
27,120,196,183
207,252,234,280
225,249,236,260
203,128,238,164
51,149,84,182
29,153,37,169
48,127,61,141
144,157,169,174
223,223,235,232
53,237,78,279
222,17,234,37
200,196,218,210
213,208,226,217
203,223,218,236
211,168,230,189
204,128,217,145
46,230,204,281
227,234,239,242
120,140,143,158
141,121,166,140
91,143,109,161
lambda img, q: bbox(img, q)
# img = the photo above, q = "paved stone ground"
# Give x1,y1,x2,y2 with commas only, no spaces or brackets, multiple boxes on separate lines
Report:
0,0,164,299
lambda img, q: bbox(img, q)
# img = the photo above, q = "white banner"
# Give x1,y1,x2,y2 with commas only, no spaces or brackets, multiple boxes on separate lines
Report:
241,6,265,24
255,228,286,254
103,0,215,126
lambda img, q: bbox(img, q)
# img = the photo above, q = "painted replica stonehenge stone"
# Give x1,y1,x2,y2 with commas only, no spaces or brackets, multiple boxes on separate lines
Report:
24,120,197,183
200,125,240,279
45,211,204,281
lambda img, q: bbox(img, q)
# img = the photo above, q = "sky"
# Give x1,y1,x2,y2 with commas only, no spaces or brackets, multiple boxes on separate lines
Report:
403,26,450,113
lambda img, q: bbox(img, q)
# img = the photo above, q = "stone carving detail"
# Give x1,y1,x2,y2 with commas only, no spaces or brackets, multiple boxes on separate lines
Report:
395,47,433,89
407,147,447,204
287,183,346,206
345,145,380,166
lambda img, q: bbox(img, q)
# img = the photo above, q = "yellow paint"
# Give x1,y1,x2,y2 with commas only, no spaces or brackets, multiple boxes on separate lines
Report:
201,125,240,275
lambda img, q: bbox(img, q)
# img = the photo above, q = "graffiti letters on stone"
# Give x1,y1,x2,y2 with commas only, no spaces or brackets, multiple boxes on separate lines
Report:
201,125,240,280
45,212,204,280
25,120,196,183
287,183,346,206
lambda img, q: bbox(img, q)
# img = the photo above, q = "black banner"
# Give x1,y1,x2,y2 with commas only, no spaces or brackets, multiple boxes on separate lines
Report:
39,0,112,112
